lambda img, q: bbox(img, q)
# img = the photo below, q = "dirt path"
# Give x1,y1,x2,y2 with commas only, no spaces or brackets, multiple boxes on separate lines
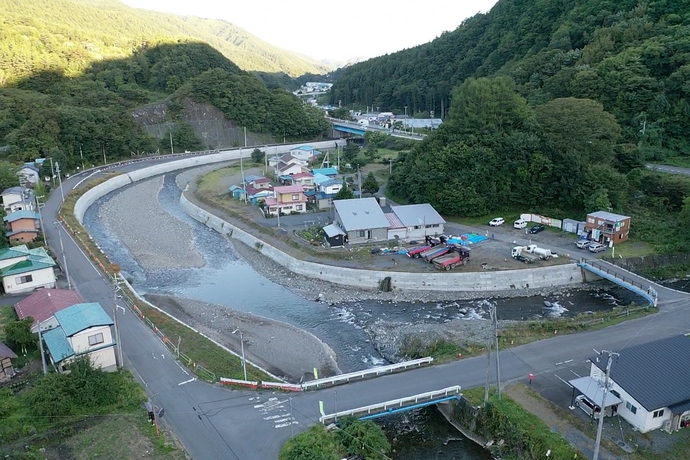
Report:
504,383,627,460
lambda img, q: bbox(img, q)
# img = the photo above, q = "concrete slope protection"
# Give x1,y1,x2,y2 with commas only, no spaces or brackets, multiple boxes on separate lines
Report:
52,150,690,460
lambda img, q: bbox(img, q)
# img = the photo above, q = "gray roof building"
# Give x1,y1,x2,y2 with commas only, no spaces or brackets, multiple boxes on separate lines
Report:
591,335,690,411
391,204,445,227
333,197,388,231
588,211,630,222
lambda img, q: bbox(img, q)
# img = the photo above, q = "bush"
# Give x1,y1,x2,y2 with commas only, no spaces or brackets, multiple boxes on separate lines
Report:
279,425,344,460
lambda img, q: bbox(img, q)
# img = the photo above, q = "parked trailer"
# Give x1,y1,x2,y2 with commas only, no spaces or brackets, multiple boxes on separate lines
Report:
529,247,557,259
432,247,471,270
421,246,450,263
406,244,432,258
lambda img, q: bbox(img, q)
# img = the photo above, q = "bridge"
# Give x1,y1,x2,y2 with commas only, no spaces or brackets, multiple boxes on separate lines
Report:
329,117,426,140
577,258,658,306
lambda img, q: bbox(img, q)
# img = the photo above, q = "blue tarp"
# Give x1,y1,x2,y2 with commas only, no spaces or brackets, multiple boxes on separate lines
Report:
447,234,488,246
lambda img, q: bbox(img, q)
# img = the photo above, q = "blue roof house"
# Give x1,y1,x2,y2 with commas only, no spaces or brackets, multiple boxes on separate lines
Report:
43,302,117,372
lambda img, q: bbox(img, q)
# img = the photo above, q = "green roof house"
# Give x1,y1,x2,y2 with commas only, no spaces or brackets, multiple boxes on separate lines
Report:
0,245,56,294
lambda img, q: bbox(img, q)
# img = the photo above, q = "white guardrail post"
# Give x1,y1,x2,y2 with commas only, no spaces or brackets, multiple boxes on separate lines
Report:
300,357,433,390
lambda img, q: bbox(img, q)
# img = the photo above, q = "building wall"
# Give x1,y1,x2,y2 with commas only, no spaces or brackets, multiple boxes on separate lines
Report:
9,219,38,232
31,315,59,334
8,231,37,244
70,325,116,371
589,363,669,433
585,216,631,245
3,267,55,294
406,224,445,241
1,193,23,210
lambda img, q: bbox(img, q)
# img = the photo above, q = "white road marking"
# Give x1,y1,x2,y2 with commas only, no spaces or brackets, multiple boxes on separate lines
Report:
173,359,189,375
178,378,196,386
555,374,572,387
569,370,581,378
275,421,298,429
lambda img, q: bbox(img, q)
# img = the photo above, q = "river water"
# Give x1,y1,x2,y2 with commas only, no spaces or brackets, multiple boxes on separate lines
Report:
83,173,644,458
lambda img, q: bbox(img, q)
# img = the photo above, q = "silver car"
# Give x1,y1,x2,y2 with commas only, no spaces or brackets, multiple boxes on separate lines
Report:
575,395,602,419
575,240,592,249
588,242,607,253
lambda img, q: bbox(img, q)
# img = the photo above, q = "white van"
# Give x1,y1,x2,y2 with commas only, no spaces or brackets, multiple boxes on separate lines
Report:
514,219,528,229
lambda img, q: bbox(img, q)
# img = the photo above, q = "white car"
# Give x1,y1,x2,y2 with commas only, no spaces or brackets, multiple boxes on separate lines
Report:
588,242,607,253
489,217,505,227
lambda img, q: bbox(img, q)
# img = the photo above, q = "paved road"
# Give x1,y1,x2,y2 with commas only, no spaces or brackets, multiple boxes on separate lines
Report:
48,154,690,460
646,163,690,176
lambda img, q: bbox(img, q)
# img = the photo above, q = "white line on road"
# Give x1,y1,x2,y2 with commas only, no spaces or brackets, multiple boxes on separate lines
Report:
173,359,190,376
555,374,573,387
275,421,298,429
178,378,197,386
569,370,581,378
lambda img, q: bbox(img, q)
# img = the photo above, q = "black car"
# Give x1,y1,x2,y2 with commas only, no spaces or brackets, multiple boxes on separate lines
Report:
528,224,545,234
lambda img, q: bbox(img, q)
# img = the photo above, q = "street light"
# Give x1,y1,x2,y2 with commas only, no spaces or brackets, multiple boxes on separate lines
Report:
55,162,65,204
53,221,71,290
232,328,247,381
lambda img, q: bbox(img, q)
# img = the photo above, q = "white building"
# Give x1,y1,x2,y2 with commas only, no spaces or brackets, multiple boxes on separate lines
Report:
389,204,446,241
0,245,56,294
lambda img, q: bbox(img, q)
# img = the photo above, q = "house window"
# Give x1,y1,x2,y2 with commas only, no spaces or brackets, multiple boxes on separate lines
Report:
611,390,620,398
620,221,625,228
653,409,665,418
296,205,303,211
431,224,440,228
587,218,594,223
292,194,299,201
626,401,637,414
414,225,422,230
88,333,104,346
356,230,365,238
15,274,33,284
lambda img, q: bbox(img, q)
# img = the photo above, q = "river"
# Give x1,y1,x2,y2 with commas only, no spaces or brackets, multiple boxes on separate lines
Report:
82,172,644,458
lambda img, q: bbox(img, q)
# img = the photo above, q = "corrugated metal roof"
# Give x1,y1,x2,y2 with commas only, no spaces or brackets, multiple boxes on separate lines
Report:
312,167,338,176
323,224,345,237
0,245,29,261
588,211,630,222
43,327,74,363
334,197,389,231
15,288,83,327
54,302,113,337
0,259,54,276
385,212,405,229
590,335,690,410
4,210,40,223
391,204,445,227
274,185,304,194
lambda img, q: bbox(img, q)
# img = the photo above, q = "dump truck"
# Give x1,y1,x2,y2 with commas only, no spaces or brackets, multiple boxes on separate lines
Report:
511,246,541,263
433,246,471,270
406,244,432,258
421,245,450,263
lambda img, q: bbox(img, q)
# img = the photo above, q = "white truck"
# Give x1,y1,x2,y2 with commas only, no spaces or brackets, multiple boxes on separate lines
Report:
511,246,541,263
529,246,558,259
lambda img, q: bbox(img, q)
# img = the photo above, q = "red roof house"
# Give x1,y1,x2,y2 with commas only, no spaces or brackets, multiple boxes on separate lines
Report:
14,288,83,333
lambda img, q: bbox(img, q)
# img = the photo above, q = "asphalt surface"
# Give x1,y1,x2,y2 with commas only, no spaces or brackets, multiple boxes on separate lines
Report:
44,153,690,460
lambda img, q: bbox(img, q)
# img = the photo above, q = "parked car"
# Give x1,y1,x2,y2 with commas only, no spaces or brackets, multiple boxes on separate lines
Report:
574,395,602,419
588,242,608,253
575,240,592,249
489,217,505,227
513,218,528,229
528,224,545,234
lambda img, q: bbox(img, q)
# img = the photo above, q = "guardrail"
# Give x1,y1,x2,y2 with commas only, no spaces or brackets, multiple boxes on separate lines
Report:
579,259,658,306
301,357,433,390
319,385,461,424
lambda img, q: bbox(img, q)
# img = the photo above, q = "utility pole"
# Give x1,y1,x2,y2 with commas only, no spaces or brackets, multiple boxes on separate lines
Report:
35,195,47,246
593,350,619,460
169,131,174,155
240,128,246,203
55,162,65,204
103,145,107,165
79,144,85,171
233,328,247,381
493,304,502,400
54,221,71,290
484,323,492,404
112,266,124,369
357,165,362,199
48,157,55,187
38,320,47,375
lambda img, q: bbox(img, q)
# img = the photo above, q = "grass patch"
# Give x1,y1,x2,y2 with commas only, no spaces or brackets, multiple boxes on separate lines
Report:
606,240,656,258
57,174,276,383
659,157,690,168
0,304,15,341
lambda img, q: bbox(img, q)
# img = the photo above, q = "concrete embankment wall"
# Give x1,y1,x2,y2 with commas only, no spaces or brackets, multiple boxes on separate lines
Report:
74,143,584,292
179,193,583,292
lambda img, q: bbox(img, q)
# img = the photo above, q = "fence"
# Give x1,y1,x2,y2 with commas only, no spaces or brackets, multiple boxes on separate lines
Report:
580,259,658,306
578,305,653,327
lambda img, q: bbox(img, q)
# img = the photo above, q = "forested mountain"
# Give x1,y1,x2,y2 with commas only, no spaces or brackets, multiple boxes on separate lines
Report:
0,0,329,83
333,0,690,251
330,0,689,157
0,40,330,168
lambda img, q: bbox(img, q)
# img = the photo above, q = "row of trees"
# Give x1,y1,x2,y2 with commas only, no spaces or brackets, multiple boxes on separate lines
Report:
330,0,690,160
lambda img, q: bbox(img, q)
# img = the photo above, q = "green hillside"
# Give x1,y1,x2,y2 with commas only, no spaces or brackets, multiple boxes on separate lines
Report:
330,0,689,157
0,0,329,84
329,0,690,252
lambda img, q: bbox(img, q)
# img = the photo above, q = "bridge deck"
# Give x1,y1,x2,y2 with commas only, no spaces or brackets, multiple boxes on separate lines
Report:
319,385,461,424
578,259,657,306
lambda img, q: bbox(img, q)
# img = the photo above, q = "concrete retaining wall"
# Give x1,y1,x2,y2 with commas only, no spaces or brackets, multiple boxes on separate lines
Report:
180,193,583,292
74,142,584,292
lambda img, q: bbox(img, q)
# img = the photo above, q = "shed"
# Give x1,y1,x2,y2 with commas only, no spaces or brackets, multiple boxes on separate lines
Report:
0,341,17,381
323,224,346,248
562,219,587,234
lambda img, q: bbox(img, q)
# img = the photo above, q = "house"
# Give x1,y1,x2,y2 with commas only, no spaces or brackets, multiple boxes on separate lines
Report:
0,245,56,294
228,185,245,200
1,187,34,213
14,288,84,333
274,154,308,177
4,209,41,243
385,212,407,241
305,190,337,211
313,173,343,196
251,177,272,190
42,302,117,372
264,185,308,216
311,167,338,178
572,335,690,433
0,341,17,381
323,223,346,248
390,204,446,241
291,172,315,190
333,197,389,244
17,164,40,186
290,145,321,163
585,211,631,245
